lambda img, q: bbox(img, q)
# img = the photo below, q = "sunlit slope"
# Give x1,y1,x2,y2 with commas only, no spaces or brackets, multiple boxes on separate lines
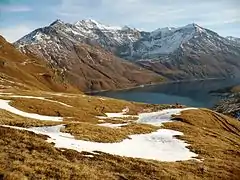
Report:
0,35,78,92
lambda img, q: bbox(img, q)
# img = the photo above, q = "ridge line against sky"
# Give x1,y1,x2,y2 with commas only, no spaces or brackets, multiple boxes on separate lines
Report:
0,0,239,42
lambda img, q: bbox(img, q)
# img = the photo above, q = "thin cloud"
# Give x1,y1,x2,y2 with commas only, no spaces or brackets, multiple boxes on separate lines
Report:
0,25,34,42
1,0,239,42
0,5,32,12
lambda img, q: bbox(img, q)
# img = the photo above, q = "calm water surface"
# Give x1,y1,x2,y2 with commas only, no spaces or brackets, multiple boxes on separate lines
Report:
94,79,240,108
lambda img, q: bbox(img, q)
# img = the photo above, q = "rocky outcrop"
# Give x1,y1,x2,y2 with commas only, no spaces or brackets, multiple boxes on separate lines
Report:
214,92,240,119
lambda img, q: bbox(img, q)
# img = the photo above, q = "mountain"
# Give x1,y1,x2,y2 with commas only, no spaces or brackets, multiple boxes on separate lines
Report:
15,20,240,81
0,35,78,92
121,23,240,79
226,36,240,46
14,20,162,92
1,22,240,180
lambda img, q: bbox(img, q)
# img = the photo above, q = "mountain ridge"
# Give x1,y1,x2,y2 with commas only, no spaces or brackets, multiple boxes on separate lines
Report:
14,19,240,81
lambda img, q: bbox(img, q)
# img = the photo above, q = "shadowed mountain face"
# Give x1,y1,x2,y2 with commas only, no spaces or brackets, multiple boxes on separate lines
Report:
15,20,240,82
0,35,78,92
13,20,162,92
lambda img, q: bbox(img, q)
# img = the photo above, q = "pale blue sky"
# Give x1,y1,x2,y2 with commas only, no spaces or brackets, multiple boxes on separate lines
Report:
0,0,239,42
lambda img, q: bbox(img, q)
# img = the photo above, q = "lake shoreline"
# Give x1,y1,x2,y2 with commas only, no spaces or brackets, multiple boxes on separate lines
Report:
86,77,227,95
87,78,240,109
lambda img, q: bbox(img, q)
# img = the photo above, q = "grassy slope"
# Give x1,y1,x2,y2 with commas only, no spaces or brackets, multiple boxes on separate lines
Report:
0,106,240,179
0,90,169,143
232,85,240,93
0,35,78,92
0,34,239,179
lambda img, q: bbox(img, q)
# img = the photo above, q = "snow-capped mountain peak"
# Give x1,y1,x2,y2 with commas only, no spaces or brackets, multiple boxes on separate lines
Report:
50,19,65,26
15,19,240,62
75,19,122,31
150,27,176,37
181,23,206,34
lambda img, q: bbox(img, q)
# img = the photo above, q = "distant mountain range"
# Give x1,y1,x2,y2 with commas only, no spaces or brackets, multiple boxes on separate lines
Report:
14,19,240,85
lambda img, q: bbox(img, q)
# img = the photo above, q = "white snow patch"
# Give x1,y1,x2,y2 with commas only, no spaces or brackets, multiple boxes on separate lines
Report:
98,123,128,128
1,95,72,107
137,108,197,126
2,124,197,162
0,99,63,121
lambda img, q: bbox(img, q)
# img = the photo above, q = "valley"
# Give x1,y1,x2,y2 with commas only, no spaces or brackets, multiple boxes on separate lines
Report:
0,12,240,180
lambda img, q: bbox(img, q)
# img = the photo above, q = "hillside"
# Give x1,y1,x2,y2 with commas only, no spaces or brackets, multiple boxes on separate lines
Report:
0,35,77,92
0,89,239,179
0,21,240,180
213,84,240,119
15,20,240,81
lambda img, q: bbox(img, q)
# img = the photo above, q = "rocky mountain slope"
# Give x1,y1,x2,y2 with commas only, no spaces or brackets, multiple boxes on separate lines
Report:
0,28,240,179
213,84,240,119
14,20,162,92
15,20,240,81
125,24,240,80
0,35,78,92
226,36,240,46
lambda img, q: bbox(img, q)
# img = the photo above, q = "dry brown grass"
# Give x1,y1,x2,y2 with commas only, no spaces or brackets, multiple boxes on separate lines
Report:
0,110,62,127
1,108,240,180
164,109,240,179
1,89,240,179
0,126,210,180
63,123,159,143
232,85,240,93
0,35,78,93
0,90,170,124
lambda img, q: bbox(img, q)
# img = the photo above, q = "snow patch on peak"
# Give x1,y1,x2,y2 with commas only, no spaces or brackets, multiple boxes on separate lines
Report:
181,23,206,33
75,19,122,31
50,19,65,26
151,27,176,37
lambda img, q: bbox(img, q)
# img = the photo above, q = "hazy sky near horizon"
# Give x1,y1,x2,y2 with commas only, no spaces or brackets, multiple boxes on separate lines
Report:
0,0,239,42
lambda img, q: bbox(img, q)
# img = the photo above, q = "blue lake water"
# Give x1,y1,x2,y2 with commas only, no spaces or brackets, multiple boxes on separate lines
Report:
94,79,240,108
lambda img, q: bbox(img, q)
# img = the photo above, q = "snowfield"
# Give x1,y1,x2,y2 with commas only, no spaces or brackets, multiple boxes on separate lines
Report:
1,95,72,107
0,99,63,121
137,108,197,126
2,124,197,161
98,123,128,128
1,98,198,161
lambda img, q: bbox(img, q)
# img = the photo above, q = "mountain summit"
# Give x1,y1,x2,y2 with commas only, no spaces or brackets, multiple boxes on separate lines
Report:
14,20,161,91
15,19,240,81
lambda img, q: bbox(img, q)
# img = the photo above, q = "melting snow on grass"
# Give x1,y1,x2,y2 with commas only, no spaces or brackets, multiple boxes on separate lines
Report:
137,108,197,126
97,106,137,119
98,123,128,128
2,124,197,161
0,95,72,107
0,99,63,121
2,107,198,161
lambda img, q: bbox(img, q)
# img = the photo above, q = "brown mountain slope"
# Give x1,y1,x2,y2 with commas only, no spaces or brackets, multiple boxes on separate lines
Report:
19,42,163,92
14,23,163,92
0,35,78,92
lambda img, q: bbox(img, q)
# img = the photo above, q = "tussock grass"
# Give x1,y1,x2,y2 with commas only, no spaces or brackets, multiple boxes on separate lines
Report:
1,90,171,124
232,85,240,93
0,110,62,127
1,90,239,179
63,123,159,143
164,109,240,179
1,108,240,180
